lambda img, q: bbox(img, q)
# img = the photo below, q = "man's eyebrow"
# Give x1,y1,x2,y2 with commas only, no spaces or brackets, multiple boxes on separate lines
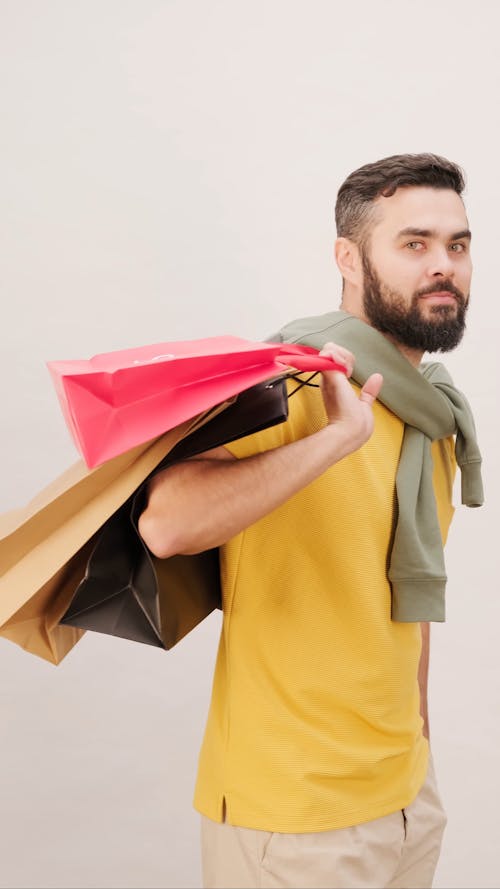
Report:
451,229,472,241
396,226,472,241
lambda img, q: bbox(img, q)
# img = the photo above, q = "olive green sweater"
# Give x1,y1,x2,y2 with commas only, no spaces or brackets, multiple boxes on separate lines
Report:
273,310,484,622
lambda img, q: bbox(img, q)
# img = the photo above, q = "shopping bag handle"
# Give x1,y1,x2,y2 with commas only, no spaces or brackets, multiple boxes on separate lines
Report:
274,343,347,374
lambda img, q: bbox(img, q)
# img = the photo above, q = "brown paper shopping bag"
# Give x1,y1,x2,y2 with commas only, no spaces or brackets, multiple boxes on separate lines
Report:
0,409,225,665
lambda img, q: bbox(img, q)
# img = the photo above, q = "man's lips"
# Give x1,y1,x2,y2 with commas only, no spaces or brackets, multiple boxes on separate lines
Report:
419,291,457,304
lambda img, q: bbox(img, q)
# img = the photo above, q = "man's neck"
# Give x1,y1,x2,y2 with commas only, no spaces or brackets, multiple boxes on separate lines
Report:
340,303,424,368
379,332,424,368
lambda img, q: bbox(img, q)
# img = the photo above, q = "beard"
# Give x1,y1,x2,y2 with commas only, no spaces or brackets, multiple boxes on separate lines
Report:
361,252,469,353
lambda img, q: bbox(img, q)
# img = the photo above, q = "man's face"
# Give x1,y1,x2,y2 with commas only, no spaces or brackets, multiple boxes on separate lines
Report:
360,186,472,353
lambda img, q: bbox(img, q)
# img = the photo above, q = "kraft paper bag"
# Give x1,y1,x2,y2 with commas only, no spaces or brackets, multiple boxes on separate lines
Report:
0,405,229,664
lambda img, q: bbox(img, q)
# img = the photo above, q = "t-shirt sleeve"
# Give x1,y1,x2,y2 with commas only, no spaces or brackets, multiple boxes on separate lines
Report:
223,377,326,459
223,416,291,459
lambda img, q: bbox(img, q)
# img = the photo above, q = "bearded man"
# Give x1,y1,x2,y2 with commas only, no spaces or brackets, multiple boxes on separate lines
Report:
139,153,483,889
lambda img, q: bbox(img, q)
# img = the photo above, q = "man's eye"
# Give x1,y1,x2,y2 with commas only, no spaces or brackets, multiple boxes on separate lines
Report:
449,243,466,252
406,241,424,250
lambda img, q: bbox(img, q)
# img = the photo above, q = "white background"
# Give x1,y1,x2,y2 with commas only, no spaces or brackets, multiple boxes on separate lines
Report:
1,1,499,887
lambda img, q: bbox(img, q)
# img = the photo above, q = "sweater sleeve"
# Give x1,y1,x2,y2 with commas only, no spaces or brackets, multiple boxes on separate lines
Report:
431,436,457,546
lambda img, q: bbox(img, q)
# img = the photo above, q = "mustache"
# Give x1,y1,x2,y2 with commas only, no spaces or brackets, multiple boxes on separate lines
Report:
414,280,467,304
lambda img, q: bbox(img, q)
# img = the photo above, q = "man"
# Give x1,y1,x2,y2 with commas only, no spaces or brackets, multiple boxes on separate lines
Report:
138,154,482,889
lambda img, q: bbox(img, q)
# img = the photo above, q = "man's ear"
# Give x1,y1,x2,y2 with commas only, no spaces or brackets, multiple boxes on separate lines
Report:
334,237,362,286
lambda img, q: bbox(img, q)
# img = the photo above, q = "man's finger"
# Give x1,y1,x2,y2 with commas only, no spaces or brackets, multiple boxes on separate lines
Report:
319,342,355,376
359,373,384,405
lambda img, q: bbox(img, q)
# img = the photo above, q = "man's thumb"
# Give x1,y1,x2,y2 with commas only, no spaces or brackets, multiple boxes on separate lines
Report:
359,373,383,405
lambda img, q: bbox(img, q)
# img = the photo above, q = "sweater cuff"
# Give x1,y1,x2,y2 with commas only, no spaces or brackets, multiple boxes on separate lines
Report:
461,460,484,507
391,578,446,622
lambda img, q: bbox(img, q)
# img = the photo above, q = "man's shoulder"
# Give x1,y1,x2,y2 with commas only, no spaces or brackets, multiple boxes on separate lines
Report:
266,310,348,345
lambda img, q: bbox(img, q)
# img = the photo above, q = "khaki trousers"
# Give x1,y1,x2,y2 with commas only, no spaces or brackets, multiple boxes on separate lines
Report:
200,757,447,889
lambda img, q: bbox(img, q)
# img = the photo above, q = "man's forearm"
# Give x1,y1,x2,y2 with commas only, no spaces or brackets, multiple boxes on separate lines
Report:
418,622,430,739
138,422,359,559
139,356,383,559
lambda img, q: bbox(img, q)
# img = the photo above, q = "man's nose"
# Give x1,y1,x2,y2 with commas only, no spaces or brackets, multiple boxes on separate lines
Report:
426,247,455,278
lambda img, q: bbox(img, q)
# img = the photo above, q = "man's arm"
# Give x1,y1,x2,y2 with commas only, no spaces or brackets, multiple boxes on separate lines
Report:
418,622,430,739
138,344,383,558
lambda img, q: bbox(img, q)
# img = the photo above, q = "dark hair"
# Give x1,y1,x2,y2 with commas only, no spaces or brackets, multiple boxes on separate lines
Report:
335,153,466,246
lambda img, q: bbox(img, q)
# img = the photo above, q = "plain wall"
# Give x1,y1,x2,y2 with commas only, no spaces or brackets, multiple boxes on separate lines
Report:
0,1,498,887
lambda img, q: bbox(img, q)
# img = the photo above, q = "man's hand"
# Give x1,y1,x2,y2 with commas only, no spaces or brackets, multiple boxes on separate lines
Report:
319,342,384,454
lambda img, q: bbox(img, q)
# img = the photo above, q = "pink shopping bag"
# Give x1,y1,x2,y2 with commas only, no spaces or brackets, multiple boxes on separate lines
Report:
47,335,343,468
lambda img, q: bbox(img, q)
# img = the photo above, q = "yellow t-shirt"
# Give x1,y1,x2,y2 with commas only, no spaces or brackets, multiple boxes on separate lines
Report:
193,378,455,832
